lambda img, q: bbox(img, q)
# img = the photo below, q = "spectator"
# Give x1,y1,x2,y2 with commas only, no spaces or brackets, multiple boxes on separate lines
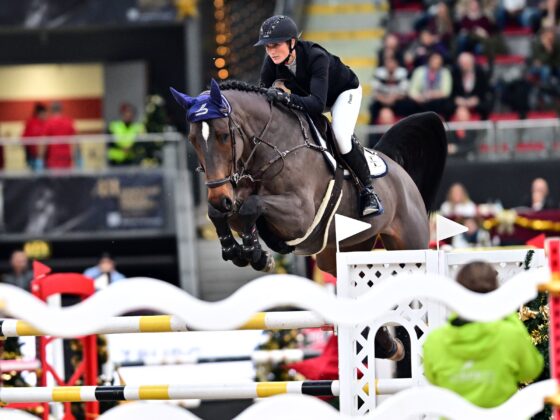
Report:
377,33,405,68
409,51,454,118
440,182,477,217
415,1,455,48
451,52,492,119
529,25,560,84
1,250,33,291
522,177,556,210
368,107,397,148
84,253,126,288
423,261,543,407
455,0,504,59
495,0,542,31
21,103,47,170
405,28,451,69
44,102,76,169
107,102,146,166
451,217,492,247
369,55,413,123
448,105,479,156
456,0,499,20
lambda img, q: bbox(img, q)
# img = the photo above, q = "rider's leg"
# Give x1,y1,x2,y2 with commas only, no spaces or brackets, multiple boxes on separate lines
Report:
331,85,383,216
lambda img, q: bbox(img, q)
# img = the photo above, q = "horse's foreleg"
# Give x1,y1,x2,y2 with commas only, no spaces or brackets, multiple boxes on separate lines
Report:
208,204,248,267
237,195,275,272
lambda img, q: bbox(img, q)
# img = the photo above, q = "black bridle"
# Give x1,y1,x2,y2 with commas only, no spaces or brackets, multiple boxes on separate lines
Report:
203,100,327,189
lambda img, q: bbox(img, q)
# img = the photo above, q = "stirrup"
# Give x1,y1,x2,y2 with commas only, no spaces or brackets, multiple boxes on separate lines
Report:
361,187,384,217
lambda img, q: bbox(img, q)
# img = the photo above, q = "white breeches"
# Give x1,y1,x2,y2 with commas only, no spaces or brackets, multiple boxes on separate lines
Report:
331,85,362,155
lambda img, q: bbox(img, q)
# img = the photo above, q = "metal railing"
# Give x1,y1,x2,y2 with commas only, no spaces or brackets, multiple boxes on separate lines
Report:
357,118,560,160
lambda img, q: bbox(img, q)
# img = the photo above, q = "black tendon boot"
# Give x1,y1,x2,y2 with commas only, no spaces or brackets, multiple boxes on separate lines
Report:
342,142,384,217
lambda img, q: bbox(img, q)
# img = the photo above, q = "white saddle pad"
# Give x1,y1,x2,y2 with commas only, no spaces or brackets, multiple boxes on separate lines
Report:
308,121,388,178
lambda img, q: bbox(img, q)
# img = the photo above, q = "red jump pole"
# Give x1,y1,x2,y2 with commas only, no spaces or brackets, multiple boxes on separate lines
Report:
546,238,560,419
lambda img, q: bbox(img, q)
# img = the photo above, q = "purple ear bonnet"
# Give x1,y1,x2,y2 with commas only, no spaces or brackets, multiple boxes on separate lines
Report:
169,79,231,123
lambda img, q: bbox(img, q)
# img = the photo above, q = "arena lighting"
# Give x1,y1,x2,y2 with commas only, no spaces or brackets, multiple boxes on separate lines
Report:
214,0,229,80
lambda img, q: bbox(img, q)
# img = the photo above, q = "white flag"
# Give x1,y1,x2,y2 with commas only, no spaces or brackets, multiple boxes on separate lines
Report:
436,215,468,242
335,214,371,252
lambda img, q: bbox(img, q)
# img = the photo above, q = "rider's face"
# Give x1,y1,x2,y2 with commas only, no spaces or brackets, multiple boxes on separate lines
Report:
265,41,291,64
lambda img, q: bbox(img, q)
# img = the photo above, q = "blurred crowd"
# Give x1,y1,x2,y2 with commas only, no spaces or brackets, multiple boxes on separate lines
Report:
1,250,126,292
2,95,173,172
437,177,557,247
369,0,560,146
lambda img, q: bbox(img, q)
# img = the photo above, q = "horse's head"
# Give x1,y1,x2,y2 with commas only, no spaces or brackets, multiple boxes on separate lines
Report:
170,80,241,213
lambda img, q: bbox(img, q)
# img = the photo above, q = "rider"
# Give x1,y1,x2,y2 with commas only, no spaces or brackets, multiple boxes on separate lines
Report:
254,15,383,217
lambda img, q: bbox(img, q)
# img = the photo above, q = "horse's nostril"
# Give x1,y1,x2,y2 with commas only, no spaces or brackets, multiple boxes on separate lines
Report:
222,197,233,212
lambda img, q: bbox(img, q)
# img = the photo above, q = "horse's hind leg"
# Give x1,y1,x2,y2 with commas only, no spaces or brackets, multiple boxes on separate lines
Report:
236,195,275,272
208,204,248,267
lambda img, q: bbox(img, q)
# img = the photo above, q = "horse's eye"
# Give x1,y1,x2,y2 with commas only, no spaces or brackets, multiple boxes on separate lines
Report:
221,133,229,144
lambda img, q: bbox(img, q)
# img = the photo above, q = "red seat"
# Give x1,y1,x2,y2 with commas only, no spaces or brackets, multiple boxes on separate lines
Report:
527,111,558,119
489,112,520,121
503,27,532,36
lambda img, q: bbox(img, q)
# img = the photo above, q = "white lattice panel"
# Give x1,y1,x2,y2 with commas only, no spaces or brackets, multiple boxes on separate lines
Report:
336,248,546,416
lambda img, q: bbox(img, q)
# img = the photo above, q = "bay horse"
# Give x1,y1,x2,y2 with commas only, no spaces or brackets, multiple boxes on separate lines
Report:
171,80,447,361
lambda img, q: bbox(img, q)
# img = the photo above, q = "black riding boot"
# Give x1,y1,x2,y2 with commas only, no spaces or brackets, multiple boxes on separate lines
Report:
342,142,384,217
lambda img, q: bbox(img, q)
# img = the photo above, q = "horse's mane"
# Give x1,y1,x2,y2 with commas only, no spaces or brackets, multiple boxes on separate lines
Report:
217,80,304,112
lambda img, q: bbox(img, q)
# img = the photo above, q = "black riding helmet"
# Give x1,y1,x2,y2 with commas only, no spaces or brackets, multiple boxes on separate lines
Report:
254,15,298,46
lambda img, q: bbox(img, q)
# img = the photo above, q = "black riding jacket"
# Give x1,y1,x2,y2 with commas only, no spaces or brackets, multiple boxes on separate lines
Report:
259,40,359,116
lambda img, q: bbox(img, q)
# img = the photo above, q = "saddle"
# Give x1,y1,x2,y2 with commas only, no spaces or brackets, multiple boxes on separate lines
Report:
306,114,388,179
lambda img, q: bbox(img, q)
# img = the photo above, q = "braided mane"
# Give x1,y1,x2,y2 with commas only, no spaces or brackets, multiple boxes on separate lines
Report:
218,80,268,95
217,80,304,111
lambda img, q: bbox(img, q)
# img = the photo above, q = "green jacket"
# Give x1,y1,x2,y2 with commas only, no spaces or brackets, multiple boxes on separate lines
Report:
108,120,146,163
423,313,543,408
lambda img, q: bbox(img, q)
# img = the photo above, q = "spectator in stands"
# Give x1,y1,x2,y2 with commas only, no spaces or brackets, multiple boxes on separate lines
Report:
21,103,47,170
529,25,560,84
369,55,413,123
440,182,477,217
377,33,405,67
523,177,556,210
451,52,491,119
415,1,455,48
44,102,76,169
455,0,504,59
107,102,146,166
84,253,126,287
448,106,479,156
495,0,542,31
451,217,492,247
456,0,499,20
368,107,397,148
423,261,543,408
409,51,454,118
404,28,451,69
1,250,33,291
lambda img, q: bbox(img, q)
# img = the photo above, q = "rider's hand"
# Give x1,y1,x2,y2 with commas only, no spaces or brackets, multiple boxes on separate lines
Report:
265,88,291,104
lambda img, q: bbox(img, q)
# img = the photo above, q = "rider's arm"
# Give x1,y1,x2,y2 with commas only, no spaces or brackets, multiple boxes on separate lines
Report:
259,57,276,88
289,50,329,115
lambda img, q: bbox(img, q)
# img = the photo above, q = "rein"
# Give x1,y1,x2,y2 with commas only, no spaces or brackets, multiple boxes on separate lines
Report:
204,100,327,189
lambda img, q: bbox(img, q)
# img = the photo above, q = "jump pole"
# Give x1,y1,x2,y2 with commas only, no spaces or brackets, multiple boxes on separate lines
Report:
0,379,413,403
0,311,331,338
541,238,560,417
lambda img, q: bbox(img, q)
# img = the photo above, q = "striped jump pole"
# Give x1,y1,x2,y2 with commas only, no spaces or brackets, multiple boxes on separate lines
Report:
0,379,413,403
0,311,330,338
117,349,321,367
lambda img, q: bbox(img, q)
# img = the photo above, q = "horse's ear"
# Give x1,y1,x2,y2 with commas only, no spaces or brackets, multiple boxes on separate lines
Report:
209,79,222,104
169,87,195,110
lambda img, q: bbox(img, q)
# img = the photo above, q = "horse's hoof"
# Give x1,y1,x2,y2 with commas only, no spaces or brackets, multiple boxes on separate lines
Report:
263,253,276,273
388,338,405,362
232,257,249,267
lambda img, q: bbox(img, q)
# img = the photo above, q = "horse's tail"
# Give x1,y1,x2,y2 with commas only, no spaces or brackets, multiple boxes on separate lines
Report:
374,112,447,213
